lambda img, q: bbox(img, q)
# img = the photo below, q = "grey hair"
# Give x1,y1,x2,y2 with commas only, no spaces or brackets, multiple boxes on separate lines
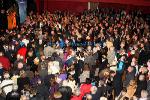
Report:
74,88,81,96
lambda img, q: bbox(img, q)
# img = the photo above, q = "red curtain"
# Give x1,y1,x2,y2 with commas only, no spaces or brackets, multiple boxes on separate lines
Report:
36,0,40,13
36,0,150,14
44,1,88,13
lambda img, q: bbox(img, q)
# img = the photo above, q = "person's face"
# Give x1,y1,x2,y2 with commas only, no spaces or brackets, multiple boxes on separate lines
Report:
133,45,137,50
0,63,2,67
18,34,21,38
140,43,144,48
120,42,125,48
68,75,73,80
21,28,24,31
134,36,138,40
0,52,3,56
132,57,136,62
126,35,130,40
38,80,41,84
110,73,116,77
51,31,55,35
127,66,133,73
18,62,23,69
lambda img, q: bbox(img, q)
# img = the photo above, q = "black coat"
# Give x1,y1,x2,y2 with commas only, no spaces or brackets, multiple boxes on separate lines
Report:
113,72,123,97
138,49,148,65
17,77,30,93
6,91,20,100
147,80,150,96
123,68,136,87
93,86,108,99
135,80,147,97
36,84,49,100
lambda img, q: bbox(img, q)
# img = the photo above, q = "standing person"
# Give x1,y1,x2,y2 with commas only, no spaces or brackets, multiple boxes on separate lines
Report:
117,55,126,74
17,70,30,93
38,55,48,80
79,64,90,83
17,45,27,63
138,43,148,65
107,46,116,65
94,80,108,99
113,55,126,97
123,66,136,87
49,76,59,99
0,51,11,71
80,78,92,98
36,79,49,100
113,71,123,97
135,74,147,98
0,72,14,95
62,74,77,93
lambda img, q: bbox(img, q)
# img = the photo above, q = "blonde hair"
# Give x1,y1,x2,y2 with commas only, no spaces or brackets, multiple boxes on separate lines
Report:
129,80,136,86
54,91,62,99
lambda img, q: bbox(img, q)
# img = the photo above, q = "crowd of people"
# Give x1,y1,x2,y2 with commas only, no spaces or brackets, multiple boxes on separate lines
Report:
0,8,150,100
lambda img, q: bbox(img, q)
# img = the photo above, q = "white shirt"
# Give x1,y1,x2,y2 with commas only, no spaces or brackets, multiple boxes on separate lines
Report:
62,80,77,92
48,61,60,74
0,79,14,95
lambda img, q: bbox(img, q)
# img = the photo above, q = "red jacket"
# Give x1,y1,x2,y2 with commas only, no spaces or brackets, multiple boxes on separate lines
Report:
80,84,92,97
17,47,27,62
71,95,82,100
0,56,10,70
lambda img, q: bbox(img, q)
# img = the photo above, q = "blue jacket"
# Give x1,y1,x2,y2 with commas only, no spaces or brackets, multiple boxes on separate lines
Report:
117,61,125,74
